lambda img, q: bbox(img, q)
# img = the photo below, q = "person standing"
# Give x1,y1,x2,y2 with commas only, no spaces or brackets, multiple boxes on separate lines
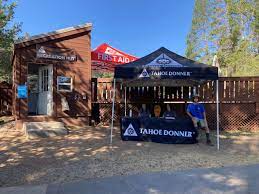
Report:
187,94,213,146
154,104,162,118
128,104,133,117
163,104,176,119
138,104,151,119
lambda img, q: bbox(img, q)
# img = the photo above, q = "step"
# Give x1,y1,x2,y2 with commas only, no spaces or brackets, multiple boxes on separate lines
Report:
26,121,65,129
23,122,68,139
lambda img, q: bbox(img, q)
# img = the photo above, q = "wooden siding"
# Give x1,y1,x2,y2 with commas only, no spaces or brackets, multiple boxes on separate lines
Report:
12,29,92,125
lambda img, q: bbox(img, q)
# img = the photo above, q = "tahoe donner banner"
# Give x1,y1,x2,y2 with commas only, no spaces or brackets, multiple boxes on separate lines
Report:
121,117,197,144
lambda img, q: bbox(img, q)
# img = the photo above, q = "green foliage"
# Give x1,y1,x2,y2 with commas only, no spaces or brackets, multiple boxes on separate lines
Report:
186,0,211,63
186,0,258,76
92,71,114,78
0,0,21,82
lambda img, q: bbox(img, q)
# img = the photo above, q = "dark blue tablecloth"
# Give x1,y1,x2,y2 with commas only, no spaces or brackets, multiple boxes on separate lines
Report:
121,117,197,144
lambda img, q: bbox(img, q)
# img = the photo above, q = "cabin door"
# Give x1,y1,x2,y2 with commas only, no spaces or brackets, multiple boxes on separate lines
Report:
38,65,53,115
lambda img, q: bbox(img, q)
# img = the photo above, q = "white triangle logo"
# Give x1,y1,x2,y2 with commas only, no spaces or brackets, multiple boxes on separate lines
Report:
139,68,150,78
146,53,183,67
123,123,138,136
38,46,46,54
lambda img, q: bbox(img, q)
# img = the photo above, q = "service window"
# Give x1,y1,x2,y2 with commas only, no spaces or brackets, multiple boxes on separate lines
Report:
57,76,73,92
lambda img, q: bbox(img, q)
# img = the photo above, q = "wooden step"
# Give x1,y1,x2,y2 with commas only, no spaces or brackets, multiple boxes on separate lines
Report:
23,121,68,139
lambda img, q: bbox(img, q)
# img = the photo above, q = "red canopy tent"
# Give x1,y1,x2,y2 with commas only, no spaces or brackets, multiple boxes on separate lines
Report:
91,43,138,73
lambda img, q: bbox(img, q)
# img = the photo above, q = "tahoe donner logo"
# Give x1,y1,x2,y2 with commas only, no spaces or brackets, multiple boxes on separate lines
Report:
140,128,193,137
38,46,46,54
156,54,171,64
146,53,183,67
123,123,138,136
139,68,150,78
151,71,191,76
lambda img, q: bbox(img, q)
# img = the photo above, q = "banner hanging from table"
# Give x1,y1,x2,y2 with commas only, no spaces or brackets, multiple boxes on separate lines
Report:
121,117,198,144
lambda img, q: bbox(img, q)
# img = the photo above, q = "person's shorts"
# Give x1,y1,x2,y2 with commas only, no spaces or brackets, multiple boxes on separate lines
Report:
193,118,208,128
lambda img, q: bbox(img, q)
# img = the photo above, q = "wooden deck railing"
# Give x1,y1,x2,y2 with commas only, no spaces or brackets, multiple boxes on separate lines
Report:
91,77,259,130
91,77,259,103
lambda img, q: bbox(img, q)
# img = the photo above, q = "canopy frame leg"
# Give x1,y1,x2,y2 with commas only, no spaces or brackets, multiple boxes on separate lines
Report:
124,87,127,116
216,79,220,150
110,78,116,145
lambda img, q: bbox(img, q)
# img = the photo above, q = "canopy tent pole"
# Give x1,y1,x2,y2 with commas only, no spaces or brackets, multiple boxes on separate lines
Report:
124,87,127,116
216,79,220,150
110,78,116,145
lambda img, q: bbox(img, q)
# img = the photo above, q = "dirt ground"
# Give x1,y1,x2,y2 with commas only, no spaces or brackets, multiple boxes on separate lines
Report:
0,116,259,187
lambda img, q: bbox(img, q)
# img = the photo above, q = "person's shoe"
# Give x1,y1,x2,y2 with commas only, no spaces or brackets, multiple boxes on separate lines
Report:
206,139,214,146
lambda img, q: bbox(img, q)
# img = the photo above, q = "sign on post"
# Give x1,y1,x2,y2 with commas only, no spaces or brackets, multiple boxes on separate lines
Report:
17,85,27,99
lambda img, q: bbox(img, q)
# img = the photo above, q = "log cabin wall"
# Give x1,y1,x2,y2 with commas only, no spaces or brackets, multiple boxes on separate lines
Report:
0,82,12,116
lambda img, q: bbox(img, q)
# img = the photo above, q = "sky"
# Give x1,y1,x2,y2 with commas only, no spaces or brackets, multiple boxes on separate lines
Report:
14,0,195,57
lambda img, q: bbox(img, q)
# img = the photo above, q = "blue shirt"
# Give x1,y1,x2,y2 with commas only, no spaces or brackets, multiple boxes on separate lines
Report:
187,103,205,119
138,109,151,118
163,111,176,119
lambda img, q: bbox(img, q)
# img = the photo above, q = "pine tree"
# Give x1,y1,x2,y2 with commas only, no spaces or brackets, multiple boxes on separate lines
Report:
186,0,210,63
186,0,258,76
0,0,21,82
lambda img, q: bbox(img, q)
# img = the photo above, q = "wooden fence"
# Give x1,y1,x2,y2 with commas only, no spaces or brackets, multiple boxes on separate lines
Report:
0,82,12,116
91,77,259,130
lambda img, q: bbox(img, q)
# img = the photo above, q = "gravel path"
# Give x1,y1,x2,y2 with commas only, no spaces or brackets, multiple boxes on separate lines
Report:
0,119,259,187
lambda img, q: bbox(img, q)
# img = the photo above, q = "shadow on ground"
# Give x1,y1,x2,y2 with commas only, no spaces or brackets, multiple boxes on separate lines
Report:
0,121,258,187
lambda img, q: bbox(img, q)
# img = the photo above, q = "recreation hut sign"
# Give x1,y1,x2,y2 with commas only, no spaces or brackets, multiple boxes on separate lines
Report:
36,45,77,62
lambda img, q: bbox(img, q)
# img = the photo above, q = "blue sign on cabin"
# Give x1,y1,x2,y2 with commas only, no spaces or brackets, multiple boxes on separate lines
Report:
17,85,28,99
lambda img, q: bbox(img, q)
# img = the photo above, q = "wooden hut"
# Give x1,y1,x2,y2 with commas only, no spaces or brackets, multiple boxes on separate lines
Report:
12,23,92,129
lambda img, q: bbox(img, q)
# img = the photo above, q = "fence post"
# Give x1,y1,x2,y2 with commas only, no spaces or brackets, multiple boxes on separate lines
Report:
91,78,97,102
219,78,224,115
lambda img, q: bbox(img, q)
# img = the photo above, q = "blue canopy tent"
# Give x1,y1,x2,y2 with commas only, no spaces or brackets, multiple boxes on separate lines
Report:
110,47,220,149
